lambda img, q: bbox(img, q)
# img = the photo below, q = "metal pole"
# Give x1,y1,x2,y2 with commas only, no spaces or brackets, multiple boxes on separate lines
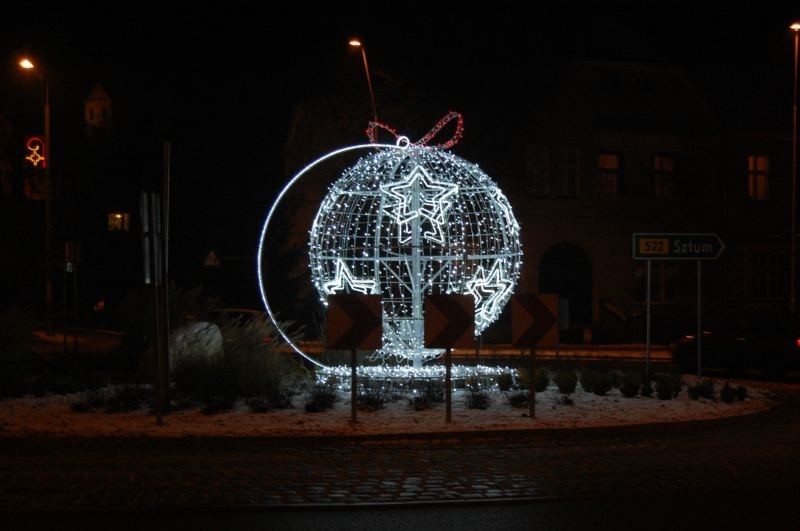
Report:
645,259,651,375
160,142,171,412
792,29,798,313
360,47,378,123
697,260,702,378
529,347,536,419
44,79,53,335
445,347,452,423
351,348,358,423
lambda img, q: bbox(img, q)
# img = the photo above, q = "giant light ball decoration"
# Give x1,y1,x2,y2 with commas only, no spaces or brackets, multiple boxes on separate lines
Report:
308,139,522,368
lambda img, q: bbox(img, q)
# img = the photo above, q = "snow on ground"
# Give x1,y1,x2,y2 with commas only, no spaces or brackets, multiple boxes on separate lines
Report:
0,377,779,438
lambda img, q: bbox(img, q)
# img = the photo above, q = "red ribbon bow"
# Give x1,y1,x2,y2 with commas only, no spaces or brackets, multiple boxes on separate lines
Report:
365,111,464,149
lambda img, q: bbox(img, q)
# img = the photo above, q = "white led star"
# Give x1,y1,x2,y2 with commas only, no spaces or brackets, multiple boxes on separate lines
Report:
466,259,515,332
381,165,459,244
322,259,378,295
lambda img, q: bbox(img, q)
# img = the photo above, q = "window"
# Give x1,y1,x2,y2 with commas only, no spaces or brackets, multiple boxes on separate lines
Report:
596,153,620,196
653,154,675,198
107,212,130,231
747,155,769,201
559,148,581,197
752,251,787,300
525,146,550,196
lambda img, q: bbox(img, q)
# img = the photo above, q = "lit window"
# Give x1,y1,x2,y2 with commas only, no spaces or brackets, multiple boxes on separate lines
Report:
107,212,130,231
747,155,769,201
596,153,620,196
653,154,675,198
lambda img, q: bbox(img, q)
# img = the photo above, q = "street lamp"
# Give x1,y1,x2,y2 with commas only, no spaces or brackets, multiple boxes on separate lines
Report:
349,38,378,124
19,56,53,334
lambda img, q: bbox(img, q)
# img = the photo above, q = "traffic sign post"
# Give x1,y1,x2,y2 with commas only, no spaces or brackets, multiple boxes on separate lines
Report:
327,294,382,423
632,233,724,378
424,294,474,423
512,294,559,419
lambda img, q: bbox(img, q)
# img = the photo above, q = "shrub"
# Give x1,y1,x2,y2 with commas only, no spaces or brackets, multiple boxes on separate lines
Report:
496,373,513,391
641,375,654,397
70,384,151,413
358,387,391,411
720,382,736,404
245,396,272,413
534,368,550,392
688,379,715,401
201,396,237,414
409,380,445,410
464,387,492,409
505,389,530,408
619,372,641,398
654,373,683,400
735,385,749,401
305,383,339,412
554,369,578,395
581,369,613,396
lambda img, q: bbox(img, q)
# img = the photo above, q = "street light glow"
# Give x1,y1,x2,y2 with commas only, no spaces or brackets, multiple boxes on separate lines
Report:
791,23,800,31
348,39,362,47
19,58,35,69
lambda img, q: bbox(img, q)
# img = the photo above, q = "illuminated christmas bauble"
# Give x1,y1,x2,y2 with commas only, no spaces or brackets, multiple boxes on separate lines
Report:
308,145,522,367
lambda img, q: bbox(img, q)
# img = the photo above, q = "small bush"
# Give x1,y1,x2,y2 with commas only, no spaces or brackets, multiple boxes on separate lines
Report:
201,396,237,414
735,385,749,401
245,396,272,413
720,382,736,404
534,368,550,392
609,370,621,389
496,373,513,391
581,369,613,396
409,380,445,411
305,383,339,412
358,387,390,411
554,369,578,395
619,372,641,398
654,373,682,400
505,389,530,408
555,394,574,406
688,379,715,401
641,376,654,397
70,384,151,413
464,387,491,409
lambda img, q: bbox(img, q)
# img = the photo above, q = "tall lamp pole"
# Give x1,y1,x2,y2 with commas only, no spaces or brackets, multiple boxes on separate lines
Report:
791,24,800,314
349,39,378,123
20,57,53,334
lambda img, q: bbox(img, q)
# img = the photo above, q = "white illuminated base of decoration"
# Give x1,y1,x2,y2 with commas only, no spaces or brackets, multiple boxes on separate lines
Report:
309,146,522,368
317,364,515,390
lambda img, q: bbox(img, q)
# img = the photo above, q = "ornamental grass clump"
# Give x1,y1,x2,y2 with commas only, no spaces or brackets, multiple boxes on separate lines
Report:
464,386,492,409
580,368,613,396
654,373,683,400
688,379,715,401
305,383,339,412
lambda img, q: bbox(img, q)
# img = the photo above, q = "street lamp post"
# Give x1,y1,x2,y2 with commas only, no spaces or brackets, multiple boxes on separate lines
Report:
349,39,378,123
20,57,53,334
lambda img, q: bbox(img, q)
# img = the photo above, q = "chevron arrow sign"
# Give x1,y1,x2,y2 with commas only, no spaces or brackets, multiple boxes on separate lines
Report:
511,294,558,348
424,294,475,349
327,294,382,350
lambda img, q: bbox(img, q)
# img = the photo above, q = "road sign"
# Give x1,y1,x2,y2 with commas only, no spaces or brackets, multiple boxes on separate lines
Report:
203,250,221,267
424,294,474,349
511,294,559,348
327,294,382,350
633,233,725,260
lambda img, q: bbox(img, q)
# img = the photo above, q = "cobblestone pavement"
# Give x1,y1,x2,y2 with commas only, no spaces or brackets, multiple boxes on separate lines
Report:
1,387,798,512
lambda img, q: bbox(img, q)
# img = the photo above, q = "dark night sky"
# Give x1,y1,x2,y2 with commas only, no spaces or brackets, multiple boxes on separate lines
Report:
2,4,799,291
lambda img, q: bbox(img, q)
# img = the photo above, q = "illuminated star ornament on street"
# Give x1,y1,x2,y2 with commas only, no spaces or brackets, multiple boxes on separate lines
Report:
304,112,523,367
258,112,521,369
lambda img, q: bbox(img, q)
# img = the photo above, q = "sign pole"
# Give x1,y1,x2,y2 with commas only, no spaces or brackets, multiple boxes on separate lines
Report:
351,348,358,423
445,347,452,423
697,260,702,378
645,259,652,376
529,347,536,419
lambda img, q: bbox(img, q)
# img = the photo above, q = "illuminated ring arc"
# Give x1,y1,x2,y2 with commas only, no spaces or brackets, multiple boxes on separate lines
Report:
258,143,409,369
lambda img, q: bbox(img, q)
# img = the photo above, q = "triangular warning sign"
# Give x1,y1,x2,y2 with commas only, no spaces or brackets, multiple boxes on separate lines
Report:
204,251,221,267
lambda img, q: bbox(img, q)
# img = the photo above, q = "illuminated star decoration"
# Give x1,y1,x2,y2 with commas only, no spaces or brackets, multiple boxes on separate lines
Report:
25,137,46,167
492,188,520,236
381,166,459,244
322,259,378,297
466,259,515,333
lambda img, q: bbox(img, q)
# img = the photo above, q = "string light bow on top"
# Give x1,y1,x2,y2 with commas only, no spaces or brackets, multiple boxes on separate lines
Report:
365,111,464,149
